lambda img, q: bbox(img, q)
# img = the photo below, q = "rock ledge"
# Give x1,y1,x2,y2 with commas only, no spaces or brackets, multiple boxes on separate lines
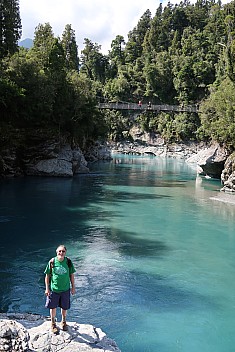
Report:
0,313,121,352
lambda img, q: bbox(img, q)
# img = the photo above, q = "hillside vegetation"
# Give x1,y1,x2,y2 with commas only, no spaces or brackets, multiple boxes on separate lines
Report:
1,0,235,149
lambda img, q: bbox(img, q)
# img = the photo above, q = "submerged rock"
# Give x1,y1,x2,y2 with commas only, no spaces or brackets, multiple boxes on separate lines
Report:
0,313,121,352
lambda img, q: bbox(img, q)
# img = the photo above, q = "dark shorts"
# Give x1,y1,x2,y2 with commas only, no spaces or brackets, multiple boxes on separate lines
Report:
45,289,70,310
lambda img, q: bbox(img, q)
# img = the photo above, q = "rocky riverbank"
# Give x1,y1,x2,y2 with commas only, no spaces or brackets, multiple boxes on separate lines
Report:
108,139,228,178
1,125,235,192
0,313,120,352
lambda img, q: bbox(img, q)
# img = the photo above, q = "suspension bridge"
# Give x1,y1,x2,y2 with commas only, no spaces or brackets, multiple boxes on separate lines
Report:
98,102,199,113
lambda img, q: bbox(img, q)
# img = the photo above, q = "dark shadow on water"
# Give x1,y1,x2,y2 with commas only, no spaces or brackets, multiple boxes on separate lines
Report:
91,189,172,204
102,226,169,258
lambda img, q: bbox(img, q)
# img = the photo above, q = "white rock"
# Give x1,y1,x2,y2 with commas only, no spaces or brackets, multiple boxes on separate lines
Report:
0,314,121,352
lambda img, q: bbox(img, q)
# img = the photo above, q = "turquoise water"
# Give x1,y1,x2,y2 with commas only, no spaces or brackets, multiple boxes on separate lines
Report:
1,154,235,351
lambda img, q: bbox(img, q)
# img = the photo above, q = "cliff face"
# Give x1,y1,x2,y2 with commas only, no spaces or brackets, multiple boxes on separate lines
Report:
0,313,121,352
0,142,88,177
0,131,112,178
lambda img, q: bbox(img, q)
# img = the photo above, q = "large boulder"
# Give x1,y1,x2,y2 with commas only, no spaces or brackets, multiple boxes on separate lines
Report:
0,319,29,351
0,313,121,352
194,143,229,178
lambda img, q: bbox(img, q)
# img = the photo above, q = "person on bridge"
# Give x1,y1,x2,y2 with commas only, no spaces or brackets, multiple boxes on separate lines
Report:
138,100,142,108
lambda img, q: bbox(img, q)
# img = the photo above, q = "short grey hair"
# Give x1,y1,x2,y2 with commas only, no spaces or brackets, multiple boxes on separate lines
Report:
56,244,67,252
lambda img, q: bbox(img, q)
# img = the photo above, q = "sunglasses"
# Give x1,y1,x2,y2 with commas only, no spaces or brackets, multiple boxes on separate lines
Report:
58,250,66,253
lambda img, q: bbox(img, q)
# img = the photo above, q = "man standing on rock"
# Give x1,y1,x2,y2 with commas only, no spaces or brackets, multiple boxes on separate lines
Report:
44,245,76,334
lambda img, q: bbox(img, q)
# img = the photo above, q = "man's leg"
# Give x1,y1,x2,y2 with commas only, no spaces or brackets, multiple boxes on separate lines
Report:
61,309,68,331
60,290,70,331
45,291,59,334
50,308,58,333
50,308,57,324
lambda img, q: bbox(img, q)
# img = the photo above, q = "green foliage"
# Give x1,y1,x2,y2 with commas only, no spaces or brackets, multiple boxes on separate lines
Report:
144,51,176,102
199,78,235,147
66,71,105,141
80,38,108,83
0,76,24,122
61,24,79,71
102,109,131,141
30,23,55,70
125,10,151,64
135,110,199,142
0,0,22,58
104,74,130,102
2,0,235,150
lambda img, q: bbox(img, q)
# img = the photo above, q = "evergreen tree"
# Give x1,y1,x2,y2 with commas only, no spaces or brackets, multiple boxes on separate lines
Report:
108,35,125,78
30,23,55,70
144,3,163,53
80,38,108,83
0,0,21,58
109,35,125,65
61,24,79,71
125,9,152,63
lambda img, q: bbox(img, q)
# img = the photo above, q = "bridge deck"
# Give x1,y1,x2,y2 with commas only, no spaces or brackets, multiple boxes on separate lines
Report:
98,102,198,113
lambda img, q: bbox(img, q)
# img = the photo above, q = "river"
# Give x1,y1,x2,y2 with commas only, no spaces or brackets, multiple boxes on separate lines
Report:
1,154,235,352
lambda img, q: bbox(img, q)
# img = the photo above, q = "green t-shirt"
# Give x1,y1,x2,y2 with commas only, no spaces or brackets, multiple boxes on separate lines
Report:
44,257,76,293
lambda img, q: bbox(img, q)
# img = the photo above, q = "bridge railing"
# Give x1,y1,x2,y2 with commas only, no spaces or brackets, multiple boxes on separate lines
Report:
98,103,198,113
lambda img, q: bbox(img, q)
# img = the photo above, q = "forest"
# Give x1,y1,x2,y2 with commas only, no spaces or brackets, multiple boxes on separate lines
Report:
1,0,235,150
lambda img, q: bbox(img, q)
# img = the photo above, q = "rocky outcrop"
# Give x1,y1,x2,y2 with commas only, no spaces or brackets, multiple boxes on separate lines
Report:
0,319,29,352
108,139,208,160
84,142,113,162
0,133,90,178
186,143,229,178
0,137,112,178
25,144,89,177
221,152,235,192
108,126,208,160
0,313,120,352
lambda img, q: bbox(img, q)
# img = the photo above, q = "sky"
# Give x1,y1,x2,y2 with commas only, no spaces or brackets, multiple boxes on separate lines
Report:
19,0,174,54
19,0,230,55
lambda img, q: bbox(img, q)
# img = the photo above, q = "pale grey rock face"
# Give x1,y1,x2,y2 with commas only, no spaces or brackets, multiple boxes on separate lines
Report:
25,145,89,177
0,319,29,351
0,314,121,352
28,321,120,352
221,152,235,192
109,139,208,160
195,143,229,178
84,142,112,162
0,138,90,177
28,158,73,177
